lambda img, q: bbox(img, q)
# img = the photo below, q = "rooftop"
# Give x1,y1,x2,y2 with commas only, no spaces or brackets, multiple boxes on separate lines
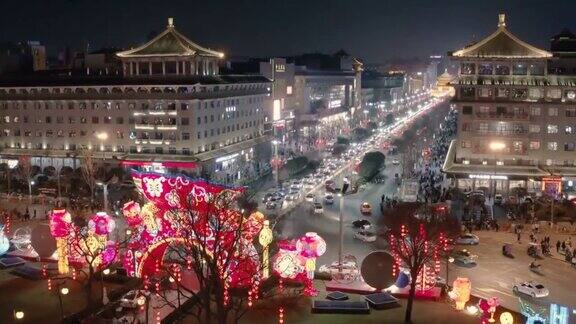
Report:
116,18,224,59
450,14,552,59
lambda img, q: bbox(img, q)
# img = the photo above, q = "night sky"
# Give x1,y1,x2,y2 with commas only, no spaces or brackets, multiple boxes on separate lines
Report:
1,0,576,62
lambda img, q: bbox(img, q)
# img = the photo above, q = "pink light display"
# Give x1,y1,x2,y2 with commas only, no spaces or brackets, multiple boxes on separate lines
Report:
272,232,326,296
121,171,260,290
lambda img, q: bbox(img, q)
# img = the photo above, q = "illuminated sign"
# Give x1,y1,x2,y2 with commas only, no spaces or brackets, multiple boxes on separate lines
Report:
275,64,285,72
328,100,342,109
469,174,508,180
0,158,18,169
215,153,239,163
273,99,281,121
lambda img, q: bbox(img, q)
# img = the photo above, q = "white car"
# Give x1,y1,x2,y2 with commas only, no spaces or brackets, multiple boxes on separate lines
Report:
291,180,303,188
313,202,324,214
119,290,150,308
354,230,376,242
513,282,549,298
305,193,315,202
324,194,335,205
392,159,400,165
455,233,479,245
450,249,477,266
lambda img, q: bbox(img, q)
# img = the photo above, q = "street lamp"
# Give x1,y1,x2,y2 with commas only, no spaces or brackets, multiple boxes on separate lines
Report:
102,268,111,275
446,257,454,289
96,181,109,212
271,140,280,187
14,310,24,320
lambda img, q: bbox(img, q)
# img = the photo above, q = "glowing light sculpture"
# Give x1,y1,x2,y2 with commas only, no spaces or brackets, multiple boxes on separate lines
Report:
49,209,72,274
258,220,273,279
451,277,471,310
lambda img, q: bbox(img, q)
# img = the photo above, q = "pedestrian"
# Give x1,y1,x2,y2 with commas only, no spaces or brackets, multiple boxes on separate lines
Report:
517,231,521,244
562,241,566,253
557,241,561,253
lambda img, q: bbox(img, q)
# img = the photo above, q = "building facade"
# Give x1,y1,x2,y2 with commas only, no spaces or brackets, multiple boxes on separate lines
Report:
443,14,576,195
0,18,272,184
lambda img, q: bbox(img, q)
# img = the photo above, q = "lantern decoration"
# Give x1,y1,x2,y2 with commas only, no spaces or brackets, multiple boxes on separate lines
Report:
89,212,115,245
450,277,471,310
487,297,500,323
0,225,9,256
272,243,301,280
499,312,514,324
122,201,142,227
258,220,273,279
479,299,491,323
49,209,72,274
296,232,326,296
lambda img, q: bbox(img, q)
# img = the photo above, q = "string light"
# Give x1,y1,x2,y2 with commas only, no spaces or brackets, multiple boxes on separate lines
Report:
47,278,52,291
279,307,284,324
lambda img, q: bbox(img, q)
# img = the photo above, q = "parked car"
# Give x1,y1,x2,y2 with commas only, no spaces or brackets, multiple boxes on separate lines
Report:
354,230,377,242
313,202,324,214
360,202,372,215
325,180,336,192
513,282,549,298
352,219,372,229
324,194,335,205
305,193,315,202
455,233,480,245
450,249,477,266
119,290,150,308
265,201,277,210
392,159,400,165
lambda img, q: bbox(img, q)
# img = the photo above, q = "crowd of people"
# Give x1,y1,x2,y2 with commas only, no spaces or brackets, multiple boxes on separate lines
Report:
412,108,457,204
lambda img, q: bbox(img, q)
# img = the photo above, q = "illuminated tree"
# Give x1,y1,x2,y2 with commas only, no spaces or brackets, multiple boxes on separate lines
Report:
18,155,33,201
381,202,459,323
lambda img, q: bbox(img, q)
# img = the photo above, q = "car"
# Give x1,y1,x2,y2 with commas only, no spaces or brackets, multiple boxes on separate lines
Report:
494,193,503,205
313,202,324,214
291,180,303,188
354,230,377,242
325,180,336,192
513,282,549,298
324,194,335,205
392,159,400,165
450,249,477,266
455,233,480,245
305,193,315,202
119,290,150,308
360,202,372,215
318,261,359,279
523,196,534,204
352,219,372,229
262,192,274,203
265,201,277,210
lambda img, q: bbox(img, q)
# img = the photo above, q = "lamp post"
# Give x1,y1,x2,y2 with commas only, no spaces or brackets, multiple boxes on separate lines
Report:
259,220,273,279
338,176,350,271
55,282,68,319
14,310,24,320
272,140,280,187
96,181,109,212
446,257,454,290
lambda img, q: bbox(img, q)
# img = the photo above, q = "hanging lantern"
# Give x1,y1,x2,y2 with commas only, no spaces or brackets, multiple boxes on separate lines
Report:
451,277,471,310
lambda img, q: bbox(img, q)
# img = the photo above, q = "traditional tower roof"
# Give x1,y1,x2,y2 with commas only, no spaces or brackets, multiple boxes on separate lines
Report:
437,70,454,86
451,14,552,59
117,18,224,59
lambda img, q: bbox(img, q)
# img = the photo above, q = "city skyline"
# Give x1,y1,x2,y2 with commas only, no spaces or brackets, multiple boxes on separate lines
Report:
1,0,576,62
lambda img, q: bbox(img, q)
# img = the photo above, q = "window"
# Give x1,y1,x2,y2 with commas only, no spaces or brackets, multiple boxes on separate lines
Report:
530,107,541,116
116,117,124,124
462,106,472,115
497,88,509,98
529,141,540,150
547,89,561,99
479,88,492,98
529,64,545,76
286,85,293,95
460,63,475,75
56,116,63,124
116,131,124,139
529,125,540,133
495,65,510,75
45,116,52,123
181,117,189,125
529,88,542,99
197,132,201,139
478,64,493,75
197,117,201,125
548,108,558,116
92,117,99,124
478,123,489,133
566,126,574,134
547,125,558,134
566,108,576,117
461,140,472,148
547,142,558,151
80,117,87,124
104,116,112,124
182,132,190,140
565,143,575,151
181,103,189,110
512,63,528,75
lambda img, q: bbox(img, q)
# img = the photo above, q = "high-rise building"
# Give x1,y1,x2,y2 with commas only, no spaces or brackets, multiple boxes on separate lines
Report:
443,14,576,195
0,18,272,184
